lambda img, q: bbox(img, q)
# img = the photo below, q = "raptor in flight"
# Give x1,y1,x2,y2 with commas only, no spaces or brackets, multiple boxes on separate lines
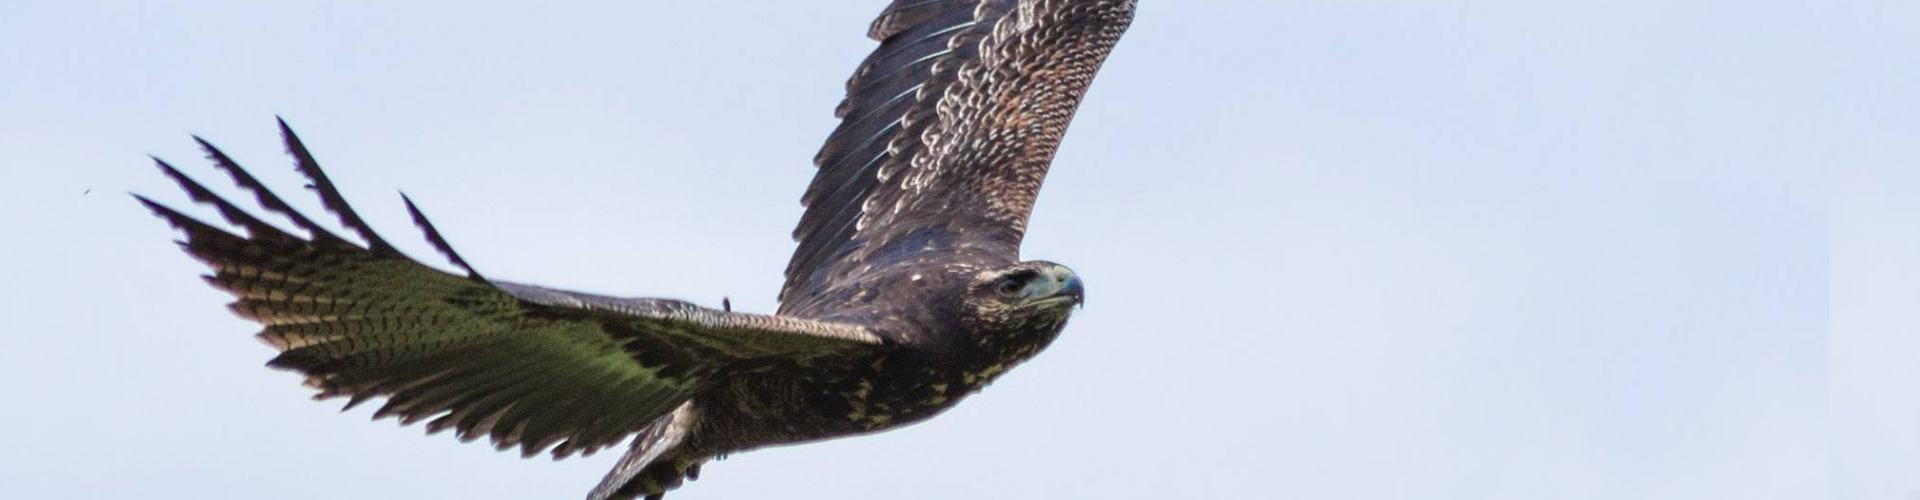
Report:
139,1,1135,498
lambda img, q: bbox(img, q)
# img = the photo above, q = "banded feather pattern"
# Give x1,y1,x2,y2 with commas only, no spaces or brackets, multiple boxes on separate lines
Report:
139,122,883,460
781,0,1136,313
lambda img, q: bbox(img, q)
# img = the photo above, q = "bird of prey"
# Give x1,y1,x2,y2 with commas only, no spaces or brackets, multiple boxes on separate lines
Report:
137,1,1135,498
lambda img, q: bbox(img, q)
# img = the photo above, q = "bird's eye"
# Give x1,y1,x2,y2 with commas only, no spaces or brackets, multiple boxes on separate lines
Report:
994,277,1024,298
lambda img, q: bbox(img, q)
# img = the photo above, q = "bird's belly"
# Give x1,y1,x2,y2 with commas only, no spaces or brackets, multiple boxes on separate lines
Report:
706,369,970,450
830,374,968,432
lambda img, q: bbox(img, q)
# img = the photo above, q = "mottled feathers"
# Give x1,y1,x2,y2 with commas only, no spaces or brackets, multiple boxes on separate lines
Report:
783,0,1136,315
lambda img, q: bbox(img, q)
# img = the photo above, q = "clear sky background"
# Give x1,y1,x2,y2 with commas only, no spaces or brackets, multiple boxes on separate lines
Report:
0,1,1903,499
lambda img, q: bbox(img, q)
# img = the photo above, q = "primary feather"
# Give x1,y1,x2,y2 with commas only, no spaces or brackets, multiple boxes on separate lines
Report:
142,126,882,460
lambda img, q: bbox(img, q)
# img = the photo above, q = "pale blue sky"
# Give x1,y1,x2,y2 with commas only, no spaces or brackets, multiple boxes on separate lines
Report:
0,1,1903,499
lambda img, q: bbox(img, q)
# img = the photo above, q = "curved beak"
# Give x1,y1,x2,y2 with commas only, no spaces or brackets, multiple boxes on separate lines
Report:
1032,265,1085,308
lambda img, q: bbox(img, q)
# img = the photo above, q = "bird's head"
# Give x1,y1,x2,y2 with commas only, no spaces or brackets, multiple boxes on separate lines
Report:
957,261,1084,356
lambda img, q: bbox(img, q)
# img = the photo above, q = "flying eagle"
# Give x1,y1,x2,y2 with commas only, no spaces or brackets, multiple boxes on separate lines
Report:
138,1,1135,498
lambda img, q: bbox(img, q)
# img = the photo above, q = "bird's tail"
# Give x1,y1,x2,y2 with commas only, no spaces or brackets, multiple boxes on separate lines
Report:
588,401,705,500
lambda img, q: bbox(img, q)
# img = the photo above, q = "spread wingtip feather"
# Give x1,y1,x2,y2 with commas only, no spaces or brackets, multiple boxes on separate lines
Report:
400,192,486,282
276,119,398,255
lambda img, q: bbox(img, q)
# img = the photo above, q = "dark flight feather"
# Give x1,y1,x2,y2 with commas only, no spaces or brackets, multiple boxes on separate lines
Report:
399,192,485,281
781,0,1135,314
191,137,355,249
275,117,405,257
140,125,883,460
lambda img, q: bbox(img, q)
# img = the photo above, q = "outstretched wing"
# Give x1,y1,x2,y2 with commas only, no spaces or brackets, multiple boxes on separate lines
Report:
141,122,883,460
780,0,1136,312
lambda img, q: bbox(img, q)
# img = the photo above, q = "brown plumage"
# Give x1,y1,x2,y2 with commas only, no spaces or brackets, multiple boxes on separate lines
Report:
784,0,1135,315
138,1,1135,499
